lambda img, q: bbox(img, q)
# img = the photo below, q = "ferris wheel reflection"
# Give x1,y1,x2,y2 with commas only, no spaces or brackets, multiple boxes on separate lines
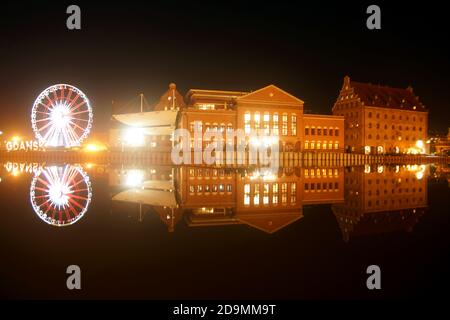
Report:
30,165,92,226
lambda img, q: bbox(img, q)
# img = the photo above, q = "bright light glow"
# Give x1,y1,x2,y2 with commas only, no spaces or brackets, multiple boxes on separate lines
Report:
31,84,93,148
123,128,145,147
364,146,371,155
12,136,21,142
416,140,424,148
125,170,144,187
84,143,107,152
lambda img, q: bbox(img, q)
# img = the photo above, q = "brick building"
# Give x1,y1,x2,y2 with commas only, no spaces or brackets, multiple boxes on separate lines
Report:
332,76,428,154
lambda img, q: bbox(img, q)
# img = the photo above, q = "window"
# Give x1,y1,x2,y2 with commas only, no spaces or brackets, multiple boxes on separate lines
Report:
323,127,328,136
291,114,297,136
311,127,316,135
263,113,270,134
368,112,372,118
244,184,250,205
282,113,288,136
273,113,279,135
254,112,260,130
254,184,260,205
290,182,296,204
263,183,269,205
334,142,339,150
189,185,195,194
317,128,322,135
305,127,310,135
244,112,251,134
281,183,287,204
272,183,279,204
304,141,309,149
189,168,195,177
329,128,333,136
335,128,339,136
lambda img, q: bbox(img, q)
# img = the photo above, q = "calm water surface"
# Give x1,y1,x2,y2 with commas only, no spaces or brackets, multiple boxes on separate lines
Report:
0,162,449,299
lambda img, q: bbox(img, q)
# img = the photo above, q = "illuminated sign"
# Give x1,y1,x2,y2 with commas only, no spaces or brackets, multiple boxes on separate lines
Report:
4,140,45,152
3,162,44,175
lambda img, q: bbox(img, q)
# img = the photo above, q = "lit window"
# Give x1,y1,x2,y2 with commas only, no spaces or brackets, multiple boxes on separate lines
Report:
254,184,260,205
254,112,260,130
272,183,279,204
244,112,251,134
291,114,297,136
282,113,288,136
334,142,339,150
273,113,279,135
290,182,296,204
244,184,250,205
199,104,215,110
263,183,269,205
304,141,309,149
263,113,270,134
281,183,287,204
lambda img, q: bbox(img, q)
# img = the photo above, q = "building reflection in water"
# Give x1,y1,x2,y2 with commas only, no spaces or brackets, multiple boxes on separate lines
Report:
30,165,92,226
109,164,429,239
332,164,428,241
21,161,431,236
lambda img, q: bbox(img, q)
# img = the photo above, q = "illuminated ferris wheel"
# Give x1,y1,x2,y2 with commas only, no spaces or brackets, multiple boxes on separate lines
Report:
31,84,93,147
30,165,92,226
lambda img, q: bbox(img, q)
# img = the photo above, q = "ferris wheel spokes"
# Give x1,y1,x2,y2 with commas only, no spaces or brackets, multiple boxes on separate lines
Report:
31,84,93,148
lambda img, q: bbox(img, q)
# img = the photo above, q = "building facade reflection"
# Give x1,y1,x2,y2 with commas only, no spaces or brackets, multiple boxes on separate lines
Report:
332,165,428,241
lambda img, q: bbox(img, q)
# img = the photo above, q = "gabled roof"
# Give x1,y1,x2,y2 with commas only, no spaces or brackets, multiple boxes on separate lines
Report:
343,76,427,111
237,210,303,234
237,84,304,106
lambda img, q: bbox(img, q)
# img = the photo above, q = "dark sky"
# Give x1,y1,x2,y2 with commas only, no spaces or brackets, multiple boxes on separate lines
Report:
0,1,449,136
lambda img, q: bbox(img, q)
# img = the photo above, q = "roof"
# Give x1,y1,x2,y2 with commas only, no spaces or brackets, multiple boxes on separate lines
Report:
237,84,304,106
343,76,427,111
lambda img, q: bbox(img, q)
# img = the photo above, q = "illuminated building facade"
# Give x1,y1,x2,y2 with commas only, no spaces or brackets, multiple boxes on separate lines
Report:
110,83,345,153
332,76,429,154
179,84,344,152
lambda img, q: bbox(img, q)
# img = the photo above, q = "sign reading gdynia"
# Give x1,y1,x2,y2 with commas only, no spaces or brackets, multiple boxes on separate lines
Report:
4,139,45,152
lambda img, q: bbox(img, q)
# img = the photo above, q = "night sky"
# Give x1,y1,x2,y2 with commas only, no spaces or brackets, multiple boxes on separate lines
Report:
0,1,449,136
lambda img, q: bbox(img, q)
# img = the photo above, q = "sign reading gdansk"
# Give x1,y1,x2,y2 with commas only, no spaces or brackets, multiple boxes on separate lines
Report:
4,140,45,152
